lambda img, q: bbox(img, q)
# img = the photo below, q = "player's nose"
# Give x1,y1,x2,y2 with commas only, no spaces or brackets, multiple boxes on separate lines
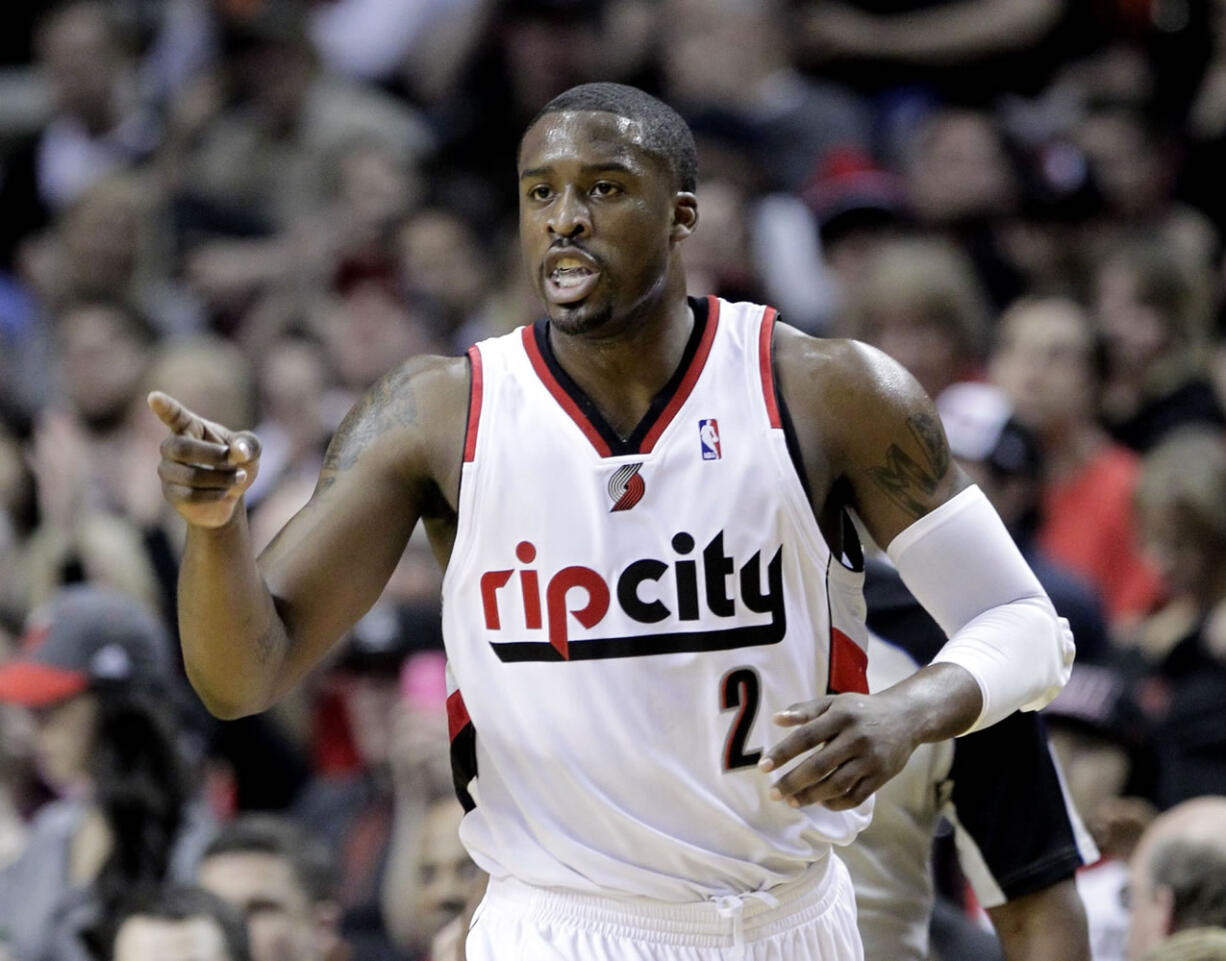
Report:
547,186,591,239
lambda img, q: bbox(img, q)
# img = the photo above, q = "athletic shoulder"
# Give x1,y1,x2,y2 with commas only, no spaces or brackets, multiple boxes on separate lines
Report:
773,322,965,542
317,353,470,498
773,323,931,451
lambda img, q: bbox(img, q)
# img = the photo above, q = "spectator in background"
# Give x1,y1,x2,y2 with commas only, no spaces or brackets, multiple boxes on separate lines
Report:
1093,238,1225,451
0,2,158,271
805,148,909,307
1141,929,1226,961
294,623,446,961
244,333,331,510
380,651,477,959
843,236,988,400
198,815,342,961
1128,797,1226,961
166,1,430,240
660,0,870,194
112,885,250,961
902,107,1026,309
1044,664,1156,961
398,208,502,349
990,296,1164,624
1129,431,1226,807
1075,101,1217,267
0,587,213,961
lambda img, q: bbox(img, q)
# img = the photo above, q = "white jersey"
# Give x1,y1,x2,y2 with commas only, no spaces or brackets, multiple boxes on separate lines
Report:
441,296,872,902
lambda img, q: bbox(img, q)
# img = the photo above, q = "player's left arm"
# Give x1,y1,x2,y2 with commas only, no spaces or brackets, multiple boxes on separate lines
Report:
761,331,1074,810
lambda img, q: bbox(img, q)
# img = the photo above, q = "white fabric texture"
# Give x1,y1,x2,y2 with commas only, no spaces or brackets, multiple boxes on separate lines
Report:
465,855,863,961
886,486,1075,731
444,299,871,901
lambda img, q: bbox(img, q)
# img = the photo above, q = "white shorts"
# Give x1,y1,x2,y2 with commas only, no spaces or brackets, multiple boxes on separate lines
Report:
464,854,863,961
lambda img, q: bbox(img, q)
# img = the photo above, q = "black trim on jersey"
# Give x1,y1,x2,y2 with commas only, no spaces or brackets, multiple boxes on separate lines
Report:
489,614,785,661
532,296,710,455
450,722,478,813
776,380,815,504
772,326,864,573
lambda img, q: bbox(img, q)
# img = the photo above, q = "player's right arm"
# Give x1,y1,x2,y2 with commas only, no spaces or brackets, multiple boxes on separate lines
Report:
150,355,468,719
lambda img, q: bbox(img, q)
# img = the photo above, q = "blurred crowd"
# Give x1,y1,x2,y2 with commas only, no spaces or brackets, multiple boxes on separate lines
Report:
0,0,1225,960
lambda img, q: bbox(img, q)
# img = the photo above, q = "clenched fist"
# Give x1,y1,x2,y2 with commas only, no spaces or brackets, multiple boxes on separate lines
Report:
148,390,261,529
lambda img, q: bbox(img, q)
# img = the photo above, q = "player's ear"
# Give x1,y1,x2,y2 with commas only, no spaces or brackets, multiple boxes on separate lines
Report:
670,192,698,243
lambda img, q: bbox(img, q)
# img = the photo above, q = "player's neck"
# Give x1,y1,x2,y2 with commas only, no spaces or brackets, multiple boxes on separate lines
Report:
548,282,694,440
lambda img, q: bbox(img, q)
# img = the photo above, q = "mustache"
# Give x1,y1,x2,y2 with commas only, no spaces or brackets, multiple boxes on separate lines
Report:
546,240,603,269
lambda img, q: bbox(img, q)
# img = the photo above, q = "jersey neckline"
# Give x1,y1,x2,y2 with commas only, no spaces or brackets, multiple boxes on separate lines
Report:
522,295,720,457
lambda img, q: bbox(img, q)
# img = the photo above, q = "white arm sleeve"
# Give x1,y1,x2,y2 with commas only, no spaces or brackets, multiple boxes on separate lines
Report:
885,485,1075,733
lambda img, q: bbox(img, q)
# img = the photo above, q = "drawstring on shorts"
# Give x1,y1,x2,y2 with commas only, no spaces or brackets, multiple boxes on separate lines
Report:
712,889,781,958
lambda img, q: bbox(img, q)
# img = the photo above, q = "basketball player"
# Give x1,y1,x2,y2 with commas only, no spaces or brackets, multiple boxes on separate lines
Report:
149,83,1074,959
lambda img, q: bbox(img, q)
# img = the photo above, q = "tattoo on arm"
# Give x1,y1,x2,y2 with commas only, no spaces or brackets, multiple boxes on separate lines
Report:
316,365,419,493
866,413,951,519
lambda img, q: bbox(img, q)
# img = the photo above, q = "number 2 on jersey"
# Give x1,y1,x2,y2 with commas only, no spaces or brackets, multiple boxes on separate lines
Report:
719,666,762,770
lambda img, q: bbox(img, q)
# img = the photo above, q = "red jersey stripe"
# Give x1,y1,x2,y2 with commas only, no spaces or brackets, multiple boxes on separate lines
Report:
521,326,614,456
464,345,484,462
758,306,781,429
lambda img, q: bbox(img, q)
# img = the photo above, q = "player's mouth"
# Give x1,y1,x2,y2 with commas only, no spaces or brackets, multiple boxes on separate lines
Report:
544,249,602,305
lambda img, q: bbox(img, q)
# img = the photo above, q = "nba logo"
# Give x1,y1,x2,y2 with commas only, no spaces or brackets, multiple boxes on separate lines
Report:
699,419,721,460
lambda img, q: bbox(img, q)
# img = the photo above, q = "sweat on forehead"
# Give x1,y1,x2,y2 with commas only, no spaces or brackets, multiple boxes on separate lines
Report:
521,82,698,192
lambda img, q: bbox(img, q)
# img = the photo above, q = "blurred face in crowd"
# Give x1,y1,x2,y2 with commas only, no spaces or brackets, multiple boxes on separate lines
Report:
322,284,439,391
1127,848,1173,960
503,13,604,117
113,916,232,961
991,299,1097,437
518,110,690,337
336,143,415,245
400,211,492,324
415,799,480,942
680,179,752,299
339,669,400,768
29,693,95,792
1077,110,1167,220
1137,503,1219,602
258,339,328,456
58,304,150,429
661,0,782,107
62,183,141,298
38,4,122,126
907,111,1016,225
1094,260,1171,380
199,851,334,961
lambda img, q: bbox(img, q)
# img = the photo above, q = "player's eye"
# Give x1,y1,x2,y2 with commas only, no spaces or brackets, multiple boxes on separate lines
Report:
528,185,552,201
591,181,621,198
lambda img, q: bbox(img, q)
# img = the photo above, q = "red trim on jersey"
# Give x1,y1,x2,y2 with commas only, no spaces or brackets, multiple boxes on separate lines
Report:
521,325,614,456
463,345,484,462
829,628,869,695
446,689,472,741
639,295,721,452
758,306,781,429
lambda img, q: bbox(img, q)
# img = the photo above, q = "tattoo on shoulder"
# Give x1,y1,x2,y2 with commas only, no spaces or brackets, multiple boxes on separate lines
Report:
865,413,951,519
316,364,418,493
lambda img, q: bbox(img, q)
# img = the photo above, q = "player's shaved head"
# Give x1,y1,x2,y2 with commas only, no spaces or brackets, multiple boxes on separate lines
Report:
524,83,698,192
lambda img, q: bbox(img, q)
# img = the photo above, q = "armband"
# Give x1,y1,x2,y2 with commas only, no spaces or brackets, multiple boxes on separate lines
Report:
886,486,1075,733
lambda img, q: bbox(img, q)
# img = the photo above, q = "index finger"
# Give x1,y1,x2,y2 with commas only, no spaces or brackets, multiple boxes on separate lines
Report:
758,705,844,772
147,391,201,436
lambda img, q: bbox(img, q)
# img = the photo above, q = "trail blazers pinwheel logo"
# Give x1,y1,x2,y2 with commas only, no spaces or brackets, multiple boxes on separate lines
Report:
608,463,645,512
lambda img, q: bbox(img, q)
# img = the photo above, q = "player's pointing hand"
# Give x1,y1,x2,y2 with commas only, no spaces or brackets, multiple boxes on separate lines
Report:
148,390,261,529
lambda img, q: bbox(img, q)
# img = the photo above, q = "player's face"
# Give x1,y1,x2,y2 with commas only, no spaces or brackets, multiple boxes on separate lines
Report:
518,110,685,336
